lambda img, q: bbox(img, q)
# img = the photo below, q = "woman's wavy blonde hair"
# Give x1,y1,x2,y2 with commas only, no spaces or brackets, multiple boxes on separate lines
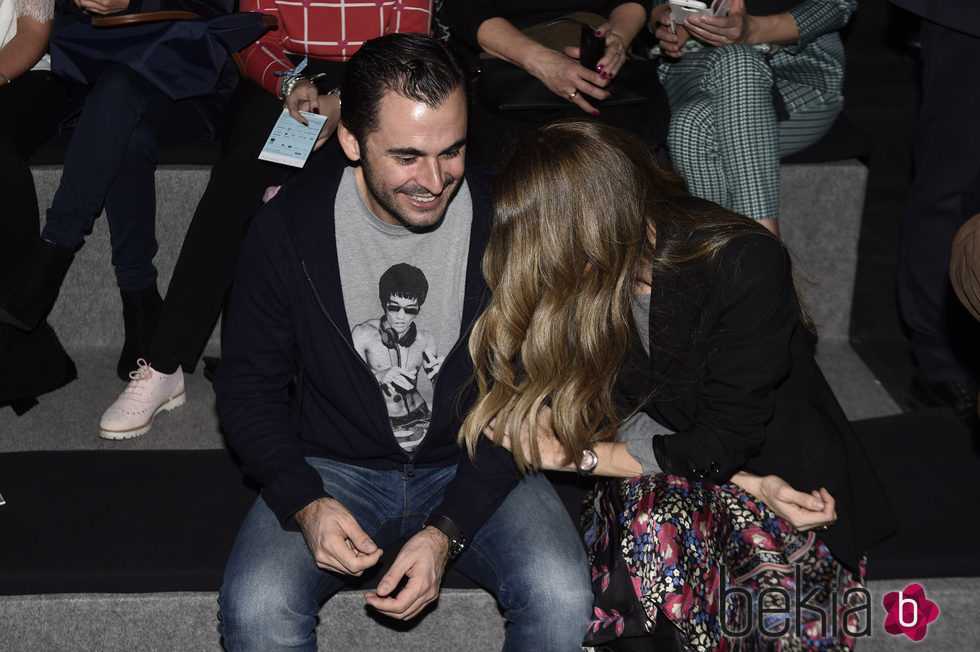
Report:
460,119,783,472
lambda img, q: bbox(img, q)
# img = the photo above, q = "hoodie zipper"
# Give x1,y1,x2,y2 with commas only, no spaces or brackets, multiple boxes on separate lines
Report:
301,259,411,459
301,260,487,463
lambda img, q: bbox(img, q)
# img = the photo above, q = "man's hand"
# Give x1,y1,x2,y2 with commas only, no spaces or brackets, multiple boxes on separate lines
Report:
74,0,128,13
284,81,341,151
293,497,383,575
364,527,449,620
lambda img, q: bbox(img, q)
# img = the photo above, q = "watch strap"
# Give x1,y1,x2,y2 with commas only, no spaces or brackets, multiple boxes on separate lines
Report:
422,513,467,561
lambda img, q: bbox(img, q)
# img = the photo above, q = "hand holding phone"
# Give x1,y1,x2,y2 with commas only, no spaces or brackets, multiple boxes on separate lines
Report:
579,24,604,71
668,0,730,33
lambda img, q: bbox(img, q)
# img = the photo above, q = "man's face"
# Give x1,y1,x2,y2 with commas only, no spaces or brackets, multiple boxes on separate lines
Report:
339,88,467,229
385,294,420,334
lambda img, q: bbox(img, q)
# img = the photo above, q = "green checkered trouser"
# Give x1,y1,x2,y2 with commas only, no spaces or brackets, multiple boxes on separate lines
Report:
659,44,840,221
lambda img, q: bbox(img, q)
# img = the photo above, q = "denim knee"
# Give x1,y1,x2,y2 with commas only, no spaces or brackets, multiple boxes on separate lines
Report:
499,538,593,650
218,567,320,652
475,474,594,650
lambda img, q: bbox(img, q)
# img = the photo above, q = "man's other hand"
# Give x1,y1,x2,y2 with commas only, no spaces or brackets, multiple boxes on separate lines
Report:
294,497,383,575
364,527,449,620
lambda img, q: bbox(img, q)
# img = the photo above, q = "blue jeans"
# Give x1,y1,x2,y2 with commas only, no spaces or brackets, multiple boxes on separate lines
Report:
218,459,592,651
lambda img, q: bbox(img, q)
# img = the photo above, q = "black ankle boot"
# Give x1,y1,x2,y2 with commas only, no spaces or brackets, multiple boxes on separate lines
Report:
0,239,75,332
117,286,163,381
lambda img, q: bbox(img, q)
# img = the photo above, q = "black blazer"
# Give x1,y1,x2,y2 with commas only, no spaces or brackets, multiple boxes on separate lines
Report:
890,0,980,38
616,233,897,572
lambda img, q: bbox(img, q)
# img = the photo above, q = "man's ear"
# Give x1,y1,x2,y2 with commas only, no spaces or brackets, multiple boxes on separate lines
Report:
338,122,361,161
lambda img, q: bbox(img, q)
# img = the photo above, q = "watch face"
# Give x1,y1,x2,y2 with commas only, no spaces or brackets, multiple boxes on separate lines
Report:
580,449,598,473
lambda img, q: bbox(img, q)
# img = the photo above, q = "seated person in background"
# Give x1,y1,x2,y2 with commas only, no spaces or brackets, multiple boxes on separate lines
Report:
462,120,896,650
652,0,856,236
0,0,77,410
0,0,238,377
213,34,591,649
97,0,431,440
447,0,669,164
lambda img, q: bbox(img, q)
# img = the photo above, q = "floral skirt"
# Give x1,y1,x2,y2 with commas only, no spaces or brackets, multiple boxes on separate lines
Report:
581,474,866,651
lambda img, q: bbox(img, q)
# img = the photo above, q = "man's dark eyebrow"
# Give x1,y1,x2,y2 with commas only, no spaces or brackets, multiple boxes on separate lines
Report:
387,147,425,157
385,139,466,158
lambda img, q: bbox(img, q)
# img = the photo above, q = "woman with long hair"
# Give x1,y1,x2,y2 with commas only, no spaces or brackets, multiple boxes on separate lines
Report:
461,119,895,650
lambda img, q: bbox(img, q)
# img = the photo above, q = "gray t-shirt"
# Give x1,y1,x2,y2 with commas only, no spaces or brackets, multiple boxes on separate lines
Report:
335,167,472,454
618,292,673,474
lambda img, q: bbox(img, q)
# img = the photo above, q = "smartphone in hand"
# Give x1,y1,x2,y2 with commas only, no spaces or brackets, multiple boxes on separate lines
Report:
579,24,604,71
668,0,730,33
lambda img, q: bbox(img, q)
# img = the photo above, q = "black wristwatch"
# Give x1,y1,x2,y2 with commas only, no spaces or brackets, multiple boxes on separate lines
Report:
422,514,467,561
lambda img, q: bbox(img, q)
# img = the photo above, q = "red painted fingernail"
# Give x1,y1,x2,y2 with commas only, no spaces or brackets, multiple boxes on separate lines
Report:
592,110,600,116
595,30,602,36
600,72,607,79
609,72,615,79
596,63,604,71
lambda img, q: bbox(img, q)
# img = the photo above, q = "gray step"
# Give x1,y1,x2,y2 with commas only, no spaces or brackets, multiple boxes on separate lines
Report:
1,579,974,651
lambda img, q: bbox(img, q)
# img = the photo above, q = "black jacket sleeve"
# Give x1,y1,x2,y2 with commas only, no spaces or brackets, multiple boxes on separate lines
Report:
653,235,799,483
214,204,330,530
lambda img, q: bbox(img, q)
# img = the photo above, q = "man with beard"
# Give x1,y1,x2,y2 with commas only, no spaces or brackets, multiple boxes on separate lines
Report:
213,34,592,650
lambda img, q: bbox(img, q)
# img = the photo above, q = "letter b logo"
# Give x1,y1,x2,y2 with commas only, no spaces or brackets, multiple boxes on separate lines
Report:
897,591,918,628
883,583,939,641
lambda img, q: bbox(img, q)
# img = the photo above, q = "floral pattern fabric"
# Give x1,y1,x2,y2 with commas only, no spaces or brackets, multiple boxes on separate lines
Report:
582,474,866,651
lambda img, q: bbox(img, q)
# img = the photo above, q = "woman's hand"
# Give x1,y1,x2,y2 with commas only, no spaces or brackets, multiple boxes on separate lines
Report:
683,0,752,47
476,17,616,115
732,472,837,531
527,47,610,116
285,82,340,151
590,23,629,80
74,0,130,15
652,5,690,59
682,0,800,48
484,405,577,472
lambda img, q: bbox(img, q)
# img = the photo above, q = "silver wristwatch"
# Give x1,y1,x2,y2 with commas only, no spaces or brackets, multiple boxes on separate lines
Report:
578,448,598,476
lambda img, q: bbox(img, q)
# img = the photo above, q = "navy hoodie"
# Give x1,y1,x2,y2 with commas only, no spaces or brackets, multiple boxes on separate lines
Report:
215,145,520,539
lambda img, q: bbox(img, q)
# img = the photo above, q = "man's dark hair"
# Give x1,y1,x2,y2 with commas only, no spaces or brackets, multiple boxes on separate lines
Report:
379,263,429,309
341,33,468,144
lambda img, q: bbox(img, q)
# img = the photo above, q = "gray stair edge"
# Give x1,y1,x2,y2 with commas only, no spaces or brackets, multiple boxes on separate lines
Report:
1,578,974,651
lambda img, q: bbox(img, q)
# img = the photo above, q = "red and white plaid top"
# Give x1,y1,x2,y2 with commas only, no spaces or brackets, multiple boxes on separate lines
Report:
240,0,433,96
